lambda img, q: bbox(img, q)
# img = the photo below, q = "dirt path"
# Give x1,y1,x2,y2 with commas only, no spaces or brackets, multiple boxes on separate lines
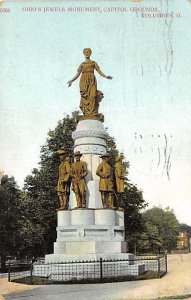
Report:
1,254,191,300
0,277,37,300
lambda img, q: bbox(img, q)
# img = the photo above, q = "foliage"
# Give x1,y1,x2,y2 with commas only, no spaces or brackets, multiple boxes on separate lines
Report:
136,222,163,253
138,207,179,253
0,176,22,270
179,223,191,237
119,184,147,253
22,112,78,256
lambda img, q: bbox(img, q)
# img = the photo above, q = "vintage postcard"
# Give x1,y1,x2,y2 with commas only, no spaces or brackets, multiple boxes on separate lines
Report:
0,0,191,299
1,0,190,224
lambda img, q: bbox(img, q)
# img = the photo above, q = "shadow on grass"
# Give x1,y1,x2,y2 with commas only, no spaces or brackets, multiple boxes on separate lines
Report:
11,270,161,285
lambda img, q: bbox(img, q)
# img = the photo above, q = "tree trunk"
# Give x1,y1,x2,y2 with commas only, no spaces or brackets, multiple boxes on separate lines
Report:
1,254,6,273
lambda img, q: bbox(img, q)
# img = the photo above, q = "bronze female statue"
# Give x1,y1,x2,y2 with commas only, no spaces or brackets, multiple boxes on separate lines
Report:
67,48,112,116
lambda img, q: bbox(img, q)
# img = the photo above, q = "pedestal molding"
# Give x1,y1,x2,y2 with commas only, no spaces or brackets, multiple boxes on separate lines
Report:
72,130,108,140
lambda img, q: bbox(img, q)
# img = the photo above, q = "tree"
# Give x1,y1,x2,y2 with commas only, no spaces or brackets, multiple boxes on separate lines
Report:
0,176,22,271
20,169,55,256
120,184,147,253
137,222,163,253
179,223,191,237
139,207,179,253
23,111,147,256
22,112,78,256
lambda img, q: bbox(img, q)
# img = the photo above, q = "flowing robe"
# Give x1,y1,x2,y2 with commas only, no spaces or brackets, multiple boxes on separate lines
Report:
78,61,100,116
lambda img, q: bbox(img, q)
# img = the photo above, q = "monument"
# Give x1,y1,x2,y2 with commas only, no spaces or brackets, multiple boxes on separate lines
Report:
43,49,145,276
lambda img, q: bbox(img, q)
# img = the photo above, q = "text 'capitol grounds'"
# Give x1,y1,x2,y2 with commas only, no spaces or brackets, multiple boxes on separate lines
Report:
22,6,159,13
21,6,180,18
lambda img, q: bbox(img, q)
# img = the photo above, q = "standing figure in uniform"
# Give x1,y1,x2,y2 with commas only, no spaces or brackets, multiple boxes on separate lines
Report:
56,150,71,210
71,151,88,208
114,155,125,208
96,153,114,209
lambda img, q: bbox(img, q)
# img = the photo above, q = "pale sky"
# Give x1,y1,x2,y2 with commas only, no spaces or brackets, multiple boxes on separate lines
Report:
0,0,191,225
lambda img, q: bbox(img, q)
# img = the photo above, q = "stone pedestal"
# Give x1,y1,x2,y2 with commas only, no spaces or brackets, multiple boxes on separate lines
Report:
45,209,131,263
45,119,132,263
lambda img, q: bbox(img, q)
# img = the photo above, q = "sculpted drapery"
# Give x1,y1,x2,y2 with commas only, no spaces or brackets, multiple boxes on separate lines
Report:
67,48,112,116
78,60,100,116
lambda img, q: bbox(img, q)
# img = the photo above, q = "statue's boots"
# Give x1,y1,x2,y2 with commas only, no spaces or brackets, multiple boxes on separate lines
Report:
59,195,65,209
62,194,68,209
108,193,115,209
81,196,86,209
76,195,82,208
117,194,123,210
101,194,106,209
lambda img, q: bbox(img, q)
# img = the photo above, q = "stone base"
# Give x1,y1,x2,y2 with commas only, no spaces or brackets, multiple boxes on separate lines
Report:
57,209,124,227
33,262,145,281
45,209,129,264
56,225,124,242
45,253,135,264
54,209,125,257
76,114,104,123
53,241,126,254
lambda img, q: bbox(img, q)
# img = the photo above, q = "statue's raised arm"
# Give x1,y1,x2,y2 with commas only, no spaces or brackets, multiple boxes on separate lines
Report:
67,48,112,116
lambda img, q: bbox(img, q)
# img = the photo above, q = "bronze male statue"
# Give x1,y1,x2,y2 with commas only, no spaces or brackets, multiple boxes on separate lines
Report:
56,150,71,210
114,155,125,208
96,153,114,209
71,151,88,209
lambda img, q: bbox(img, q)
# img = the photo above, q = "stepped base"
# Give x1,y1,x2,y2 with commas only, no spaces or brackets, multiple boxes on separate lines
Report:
45,253,135,264
56,224,124,242
34,256,145,280
54,241,126,255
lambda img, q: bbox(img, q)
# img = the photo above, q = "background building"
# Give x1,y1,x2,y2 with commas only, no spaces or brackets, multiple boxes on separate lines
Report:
177,232,189,249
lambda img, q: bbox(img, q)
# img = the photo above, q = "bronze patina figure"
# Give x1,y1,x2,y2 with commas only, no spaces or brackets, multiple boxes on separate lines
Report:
96,153,114,209
56,150,71,210
114,155,125,208
67,48,112,116
71,151,88,209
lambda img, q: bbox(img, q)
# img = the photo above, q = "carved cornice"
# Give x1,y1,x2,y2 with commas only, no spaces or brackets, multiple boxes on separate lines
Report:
72,130,108,140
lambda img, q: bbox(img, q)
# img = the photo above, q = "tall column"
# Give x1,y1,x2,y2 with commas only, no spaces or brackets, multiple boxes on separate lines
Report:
70,119,108,209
